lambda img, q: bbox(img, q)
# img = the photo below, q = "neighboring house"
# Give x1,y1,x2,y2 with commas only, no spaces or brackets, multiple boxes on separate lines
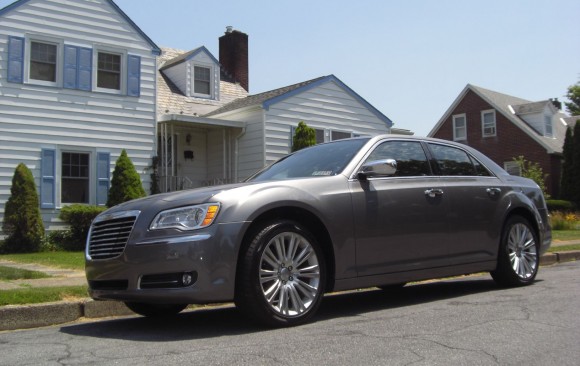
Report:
428,84,569,197
157,28,396,190
0,0,160,232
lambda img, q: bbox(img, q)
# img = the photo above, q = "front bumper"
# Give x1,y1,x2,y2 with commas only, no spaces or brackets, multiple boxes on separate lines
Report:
85,222,246,304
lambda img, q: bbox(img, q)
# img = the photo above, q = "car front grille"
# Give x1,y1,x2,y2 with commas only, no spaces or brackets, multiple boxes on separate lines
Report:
88,211,139,260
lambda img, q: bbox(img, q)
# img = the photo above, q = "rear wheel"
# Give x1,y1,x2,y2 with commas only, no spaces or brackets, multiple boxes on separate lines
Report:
235,220,326,327
124,302,187,317
491,216,539,287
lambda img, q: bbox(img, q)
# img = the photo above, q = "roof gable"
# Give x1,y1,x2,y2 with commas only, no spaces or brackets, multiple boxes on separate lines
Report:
0,0,161,55
206,74,393,127
160,46,219,70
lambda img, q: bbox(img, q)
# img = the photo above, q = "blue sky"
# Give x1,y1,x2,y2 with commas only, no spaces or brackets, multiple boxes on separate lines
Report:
3,0,579,135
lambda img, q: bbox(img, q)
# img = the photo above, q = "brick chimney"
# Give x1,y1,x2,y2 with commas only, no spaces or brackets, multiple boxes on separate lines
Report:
219,26,249,91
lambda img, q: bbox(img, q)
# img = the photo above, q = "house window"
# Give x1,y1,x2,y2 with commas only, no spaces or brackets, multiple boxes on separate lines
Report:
97,52,121,90
331,130,352,141
30,41,57,82
545,115,553,137
315,129,325,144
62,152,90,204
504,161,521,176
481,110,496,137
453,114,467,141
194,66,211,95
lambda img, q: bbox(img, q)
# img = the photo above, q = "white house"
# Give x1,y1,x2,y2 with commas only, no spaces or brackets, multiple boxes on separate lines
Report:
157,28,395,190
0,0,160,232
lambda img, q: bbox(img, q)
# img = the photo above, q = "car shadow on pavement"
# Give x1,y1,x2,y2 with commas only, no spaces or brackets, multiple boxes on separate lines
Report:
60,276,519,341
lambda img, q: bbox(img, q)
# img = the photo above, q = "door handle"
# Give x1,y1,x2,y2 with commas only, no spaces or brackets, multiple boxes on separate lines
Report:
424,188,444,198
486,187,501,197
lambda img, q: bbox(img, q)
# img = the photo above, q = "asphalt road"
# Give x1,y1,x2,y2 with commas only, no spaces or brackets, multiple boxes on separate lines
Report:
1,261,579,366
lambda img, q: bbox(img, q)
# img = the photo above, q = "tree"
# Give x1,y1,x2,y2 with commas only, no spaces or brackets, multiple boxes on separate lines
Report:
107,149,146,207
560,126,575,201
512,156,549,199
1,163,44,253
292,121,316,152
568,121,580,205
565,82,580,116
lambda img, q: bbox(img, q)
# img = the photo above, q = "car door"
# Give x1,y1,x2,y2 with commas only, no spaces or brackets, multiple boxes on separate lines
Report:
349,139,452,276
426,142,503,265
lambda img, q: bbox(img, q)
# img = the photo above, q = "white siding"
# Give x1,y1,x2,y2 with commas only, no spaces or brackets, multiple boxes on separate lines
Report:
264,80,389,163
162,62,188,95
0,0,157,234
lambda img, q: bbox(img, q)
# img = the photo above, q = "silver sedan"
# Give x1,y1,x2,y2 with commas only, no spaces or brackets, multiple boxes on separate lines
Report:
85,135,551,327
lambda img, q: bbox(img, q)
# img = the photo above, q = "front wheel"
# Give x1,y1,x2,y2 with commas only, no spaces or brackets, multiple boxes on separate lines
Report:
124,302,187,317
235,220,326,327
491,216,539,287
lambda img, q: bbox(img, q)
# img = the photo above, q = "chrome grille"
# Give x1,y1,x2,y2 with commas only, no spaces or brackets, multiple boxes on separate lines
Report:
88,213,138,260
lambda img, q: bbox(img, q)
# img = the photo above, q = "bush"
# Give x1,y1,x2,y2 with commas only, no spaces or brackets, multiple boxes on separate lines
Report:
292,121,316,152
547,199,576,212
107,149,146,207
1,163,44,253
550,211,579,230
58,204,107,251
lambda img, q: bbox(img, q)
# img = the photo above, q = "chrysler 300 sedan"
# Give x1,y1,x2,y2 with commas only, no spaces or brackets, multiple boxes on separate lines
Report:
86,135,551,327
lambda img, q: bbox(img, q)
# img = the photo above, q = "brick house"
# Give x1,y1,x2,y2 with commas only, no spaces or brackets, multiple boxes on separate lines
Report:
428,84,570,197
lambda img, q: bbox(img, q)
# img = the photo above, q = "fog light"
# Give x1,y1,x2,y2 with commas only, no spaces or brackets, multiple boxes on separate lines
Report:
182,273,193,286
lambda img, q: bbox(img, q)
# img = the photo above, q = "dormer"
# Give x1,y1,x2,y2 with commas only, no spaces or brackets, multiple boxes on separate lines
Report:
511,100,558,138
160,46,220,100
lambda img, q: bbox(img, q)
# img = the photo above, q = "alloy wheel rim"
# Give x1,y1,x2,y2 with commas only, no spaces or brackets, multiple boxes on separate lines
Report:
259,231,321,317
507,223,538,279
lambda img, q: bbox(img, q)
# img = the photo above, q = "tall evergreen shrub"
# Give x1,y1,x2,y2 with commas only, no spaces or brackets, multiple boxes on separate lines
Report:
107,149,146,207
1,163,44,253
292,121,316,152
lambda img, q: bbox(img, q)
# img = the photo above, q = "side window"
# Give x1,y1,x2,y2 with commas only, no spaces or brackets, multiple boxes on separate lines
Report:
429,144,490,176
453,114,467,141
365,141,431,177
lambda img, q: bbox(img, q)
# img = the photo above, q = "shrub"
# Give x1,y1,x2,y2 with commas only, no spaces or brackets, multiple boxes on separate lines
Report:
550,211,580,230
1,163,44,253
107,149,146,207
547,199,576,212
292,121,316,152
58,204,107,251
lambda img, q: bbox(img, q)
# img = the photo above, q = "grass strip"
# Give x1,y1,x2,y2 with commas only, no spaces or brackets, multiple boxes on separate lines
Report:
0,266,50,280
552,230,580,241
0,252,85,271
0,286,88,306
548,244,580,253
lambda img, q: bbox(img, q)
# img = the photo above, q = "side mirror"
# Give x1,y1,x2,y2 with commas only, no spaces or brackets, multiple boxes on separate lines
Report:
357,159,397,180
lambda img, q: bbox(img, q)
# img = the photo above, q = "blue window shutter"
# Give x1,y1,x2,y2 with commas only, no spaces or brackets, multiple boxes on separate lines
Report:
78,47,92,91
96,152,110,206
7,36,25,83
127,55,141,97
40,149,56,209
63,45,78,89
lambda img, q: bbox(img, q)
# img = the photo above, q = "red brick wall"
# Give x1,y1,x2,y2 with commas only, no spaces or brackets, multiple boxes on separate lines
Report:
432,89,561,197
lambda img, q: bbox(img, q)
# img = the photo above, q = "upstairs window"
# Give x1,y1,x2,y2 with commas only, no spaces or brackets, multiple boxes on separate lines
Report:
453,114,467,141
97,52,121,90
30,41,57,82
194,66,211,95
481,110,496,137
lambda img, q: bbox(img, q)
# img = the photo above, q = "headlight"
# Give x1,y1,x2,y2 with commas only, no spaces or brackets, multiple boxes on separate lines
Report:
150,203,220,231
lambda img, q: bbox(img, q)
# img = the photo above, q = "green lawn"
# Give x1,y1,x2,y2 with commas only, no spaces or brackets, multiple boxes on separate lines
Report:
552,230,580,242
0,251,85,271
0,266,50,280
0,286,88,306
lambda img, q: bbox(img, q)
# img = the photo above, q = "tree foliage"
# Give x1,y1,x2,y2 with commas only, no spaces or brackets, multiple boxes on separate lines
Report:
565,82,580,116
512,156,549,199
560,121,580,205
107,149,146,207
58,204,107,251
1,163,44,253
292,121,316,152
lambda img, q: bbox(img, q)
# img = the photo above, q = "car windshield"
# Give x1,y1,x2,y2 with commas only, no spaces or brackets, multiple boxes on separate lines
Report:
249,138,371,182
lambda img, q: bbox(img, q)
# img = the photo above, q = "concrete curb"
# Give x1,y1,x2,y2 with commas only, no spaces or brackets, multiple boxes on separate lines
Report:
1,250,579,332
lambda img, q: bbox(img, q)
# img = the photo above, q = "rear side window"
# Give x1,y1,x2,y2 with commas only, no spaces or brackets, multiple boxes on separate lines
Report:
428,143,491,176
365,141,431,176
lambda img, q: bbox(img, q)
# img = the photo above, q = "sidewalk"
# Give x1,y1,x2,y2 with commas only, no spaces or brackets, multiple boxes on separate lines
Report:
1,243,579,331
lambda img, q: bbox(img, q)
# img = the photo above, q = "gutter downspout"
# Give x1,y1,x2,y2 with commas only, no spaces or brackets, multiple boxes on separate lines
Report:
234,125,246,183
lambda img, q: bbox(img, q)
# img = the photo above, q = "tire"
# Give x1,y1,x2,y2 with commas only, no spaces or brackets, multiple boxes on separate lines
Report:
491,215,539,287
124,302,187,318
235,220,326,327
